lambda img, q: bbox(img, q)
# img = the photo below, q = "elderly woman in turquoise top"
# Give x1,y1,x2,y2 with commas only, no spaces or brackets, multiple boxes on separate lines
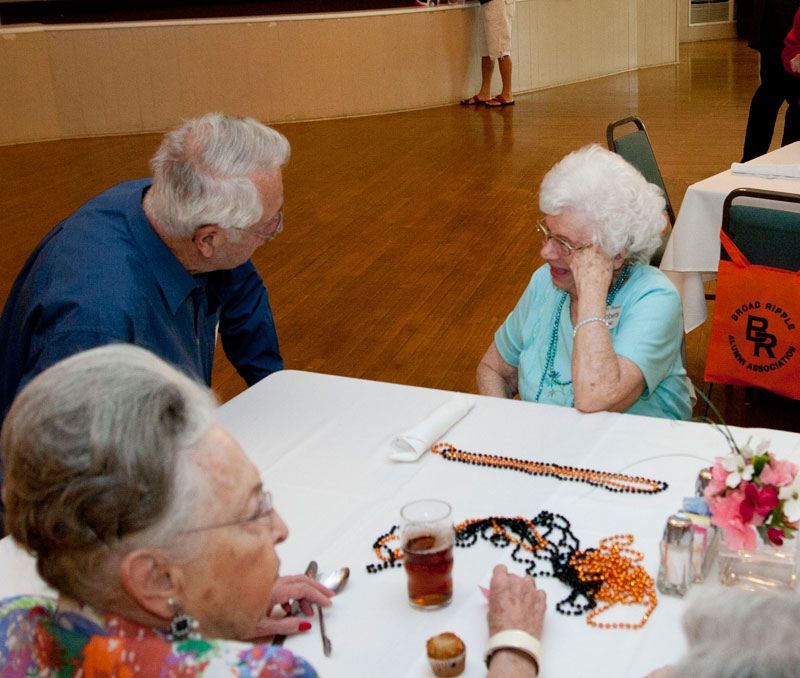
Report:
477,144,692,420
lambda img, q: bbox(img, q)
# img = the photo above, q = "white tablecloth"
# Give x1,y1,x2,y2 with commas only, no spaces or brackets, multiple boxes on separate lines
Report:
660,142,800,332
3,370,800,677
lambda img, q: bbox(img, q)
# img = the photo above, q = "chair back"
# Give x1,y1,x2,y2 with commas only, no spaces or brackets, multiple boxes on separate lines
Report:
606,117,675,225
721,188,800,271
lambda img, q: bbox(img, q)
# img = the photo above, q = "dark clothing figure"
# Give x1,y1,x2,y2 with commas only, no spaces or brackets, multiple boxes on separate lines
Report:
741,0,800,161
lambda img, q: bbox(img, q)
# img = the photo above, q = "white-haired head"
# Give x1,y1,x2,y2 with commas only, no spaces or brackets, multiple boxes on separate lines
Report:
539,144,666,263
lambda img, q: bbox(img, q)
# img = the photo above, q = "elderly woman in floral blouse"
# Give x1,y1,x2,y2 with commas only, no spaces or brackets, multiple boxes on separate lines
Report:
0,345,546,678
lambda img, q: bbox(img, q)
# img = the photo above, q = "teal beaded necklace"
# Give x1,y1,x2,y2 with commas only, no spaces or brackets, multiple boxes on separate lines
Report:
534,265,632,403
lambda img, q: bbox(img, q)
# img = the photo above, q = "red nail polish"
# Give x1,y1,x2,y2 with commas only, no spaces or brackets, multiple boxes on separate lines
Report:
299,621,312,631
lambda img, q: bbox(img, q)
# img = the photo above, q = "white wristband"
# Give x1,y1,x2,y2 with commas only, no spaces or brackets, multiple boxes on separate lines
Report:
484,629,544,671
572,316,609,338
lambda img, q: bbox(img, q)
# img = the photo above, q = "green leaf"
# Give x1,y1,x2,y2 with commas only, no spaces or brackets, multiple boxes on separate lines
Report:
756,524,769,544
752,454,770,476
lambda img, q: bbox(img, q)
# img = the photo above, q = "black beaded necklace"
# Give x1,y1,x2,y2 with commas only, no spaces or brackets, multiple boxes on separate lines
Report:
366,511,601,617
431,442,668,495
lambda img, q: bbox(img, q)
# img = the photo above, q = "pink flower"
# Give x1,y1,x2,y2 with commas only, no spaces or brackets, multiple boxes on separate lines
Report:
768,528,785,546
739,482,778,524
722,521,758,551
706,461,729,496
759,456,798,488
710,489,758,550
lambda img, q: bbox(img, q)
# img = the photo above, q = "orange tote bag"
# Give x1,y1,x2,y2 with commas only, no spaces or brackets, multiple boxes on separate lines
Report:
704,230,800,400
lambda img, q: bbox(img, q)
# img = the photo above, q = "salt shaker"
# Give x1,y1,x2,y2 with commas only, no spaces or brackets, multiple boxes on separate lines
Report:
656,513,693,597
684,467,719,583
695,467,713,497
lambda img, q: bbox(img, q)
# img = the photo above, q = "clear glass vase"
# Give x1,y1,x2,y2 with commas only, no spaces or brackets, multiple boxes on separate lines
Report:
717,530,799,592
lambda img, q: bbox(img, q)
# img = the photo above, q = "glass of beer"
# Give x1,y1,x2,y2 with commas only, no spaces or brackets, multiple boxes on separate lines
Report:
400,499,455,610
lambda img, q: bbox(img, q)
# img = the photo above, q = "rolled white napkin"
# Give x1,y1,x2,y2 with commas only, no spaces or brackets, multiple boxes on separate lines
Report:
730,163,800,179
389,394,476,462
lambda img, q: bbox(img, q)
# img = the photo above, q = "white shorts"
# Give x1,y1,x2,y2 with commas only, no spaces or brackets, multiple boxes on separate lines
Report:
479,0,515,60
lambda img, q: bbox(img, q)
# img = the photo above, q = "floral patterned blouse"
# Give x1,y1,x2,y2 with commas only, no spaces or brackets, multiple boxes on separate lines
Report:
0,595,318,678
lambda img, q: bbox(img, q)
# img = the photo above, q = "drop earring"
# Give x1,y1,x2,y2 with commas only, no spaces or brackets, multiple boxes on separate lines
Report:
166,597,200,641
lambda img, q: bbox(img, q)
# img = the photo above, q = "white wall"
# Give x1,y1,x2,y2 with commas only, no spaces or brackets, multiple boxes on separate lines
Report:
0,0,679,144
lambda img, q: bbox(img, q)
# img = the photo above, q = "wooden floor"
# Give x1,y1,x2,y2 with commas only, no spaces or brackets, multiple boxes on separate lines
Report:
1,38,798,431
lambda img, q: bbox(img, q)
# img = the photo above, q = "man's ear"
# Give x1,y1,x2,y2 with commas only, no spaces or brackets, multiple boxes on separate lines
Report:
119,549,182,621
192,224,224,259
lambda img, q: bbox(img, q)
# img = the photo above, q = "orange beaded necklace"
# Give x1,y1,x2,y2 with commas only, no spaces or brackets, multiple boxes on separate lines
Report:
570,534,657,630
431,442,668,495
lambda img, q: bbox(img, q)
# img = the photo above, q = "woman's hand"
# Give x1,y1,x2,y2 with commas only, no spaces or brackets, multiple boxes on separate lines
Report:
568,246,614,304
487,564,546,638
270,573,335,616
487,565,546,678
244,573,336,640
790,54,800,74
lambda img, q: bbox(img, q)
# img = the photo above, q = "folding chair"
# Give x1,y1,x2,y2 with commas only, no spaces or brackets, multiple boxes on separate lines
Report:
606,117,675,224
721,188,800,268
606,117,674,267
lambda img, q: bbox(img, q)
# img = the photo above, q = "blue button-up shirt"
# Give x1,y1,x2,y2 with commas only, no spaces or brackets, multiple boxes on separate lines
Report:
0,179,282,432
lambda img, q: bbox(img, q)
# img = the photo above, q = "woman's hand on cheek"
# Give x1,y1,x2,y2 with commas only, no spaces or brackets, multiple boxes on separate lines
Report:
569,246,613,301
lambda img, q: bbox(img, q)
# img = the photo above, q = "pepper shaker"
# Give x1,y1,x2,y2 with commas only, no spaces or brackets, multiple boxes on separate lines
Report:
656,513,693,597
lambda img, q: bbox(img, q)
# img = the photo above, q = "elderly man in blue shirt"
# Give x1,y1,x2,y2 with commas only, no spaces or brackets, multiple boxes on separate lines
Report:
0,113,287,438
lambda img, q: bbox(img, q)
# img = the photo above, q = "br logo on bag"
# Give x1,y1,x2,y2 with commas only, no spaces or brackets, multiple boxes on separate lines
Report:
727,301,796,372
705,229,800,400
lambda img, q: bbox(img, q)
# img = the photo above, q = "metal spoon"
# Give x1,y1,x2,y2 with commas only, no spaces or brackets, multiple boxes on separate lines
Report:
319,567,350,593
316,567,349,656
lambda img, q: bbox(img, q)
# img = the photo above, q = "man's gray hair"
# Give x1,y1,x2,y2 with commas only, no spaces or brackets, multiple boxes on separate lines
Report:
539,144,666,264
144,113,290,238
1,345,217,607
671,587,800,677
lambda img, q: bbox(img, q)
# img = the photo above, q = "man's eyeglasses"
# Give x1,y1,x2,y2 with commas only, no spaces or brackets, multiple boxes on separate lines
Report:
181,489,274,533
536,218,591,256
230,209,283,242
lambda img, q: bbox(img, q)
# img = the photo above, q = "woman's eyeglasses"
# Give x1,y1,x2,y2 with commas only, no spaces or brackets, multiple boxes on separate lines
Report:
536,218,591,256
181,489,274,533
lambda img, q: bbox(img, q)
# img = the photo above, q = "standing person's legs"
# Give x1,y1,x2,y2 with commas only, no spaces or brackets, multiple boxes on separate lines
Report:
781,65,800,146
742,48,788,161
480,56,495,99
498,55,513,101
484,0,514,106
461,4,495,104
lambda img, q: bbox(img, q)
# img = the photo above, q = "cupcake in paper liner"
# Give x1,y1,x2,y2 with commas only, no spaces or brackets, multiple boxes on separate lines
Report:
426,632,466,677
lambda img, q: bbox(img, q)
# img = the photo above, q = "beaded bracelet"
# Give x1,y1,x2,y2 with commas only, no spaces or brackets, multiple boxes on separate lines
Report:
572,316,609,338
484,630,543,671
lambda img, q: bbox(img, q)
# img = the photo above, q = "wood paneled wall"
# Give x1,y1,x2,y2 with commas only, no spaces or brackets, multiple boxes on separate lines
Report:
0,0,678,145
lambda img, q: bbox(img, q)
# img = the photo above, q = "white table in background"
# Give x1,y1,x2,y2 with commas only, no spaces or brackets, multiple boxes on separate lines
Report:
3,370,800,678
661,142,800,332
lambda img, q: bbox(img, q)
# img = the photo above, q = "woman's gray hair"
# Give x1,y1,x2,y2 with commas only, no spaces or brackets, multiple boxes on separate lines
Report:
671,587,800,678
1,345,218,607
539,144,666,264
144,112,290,238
